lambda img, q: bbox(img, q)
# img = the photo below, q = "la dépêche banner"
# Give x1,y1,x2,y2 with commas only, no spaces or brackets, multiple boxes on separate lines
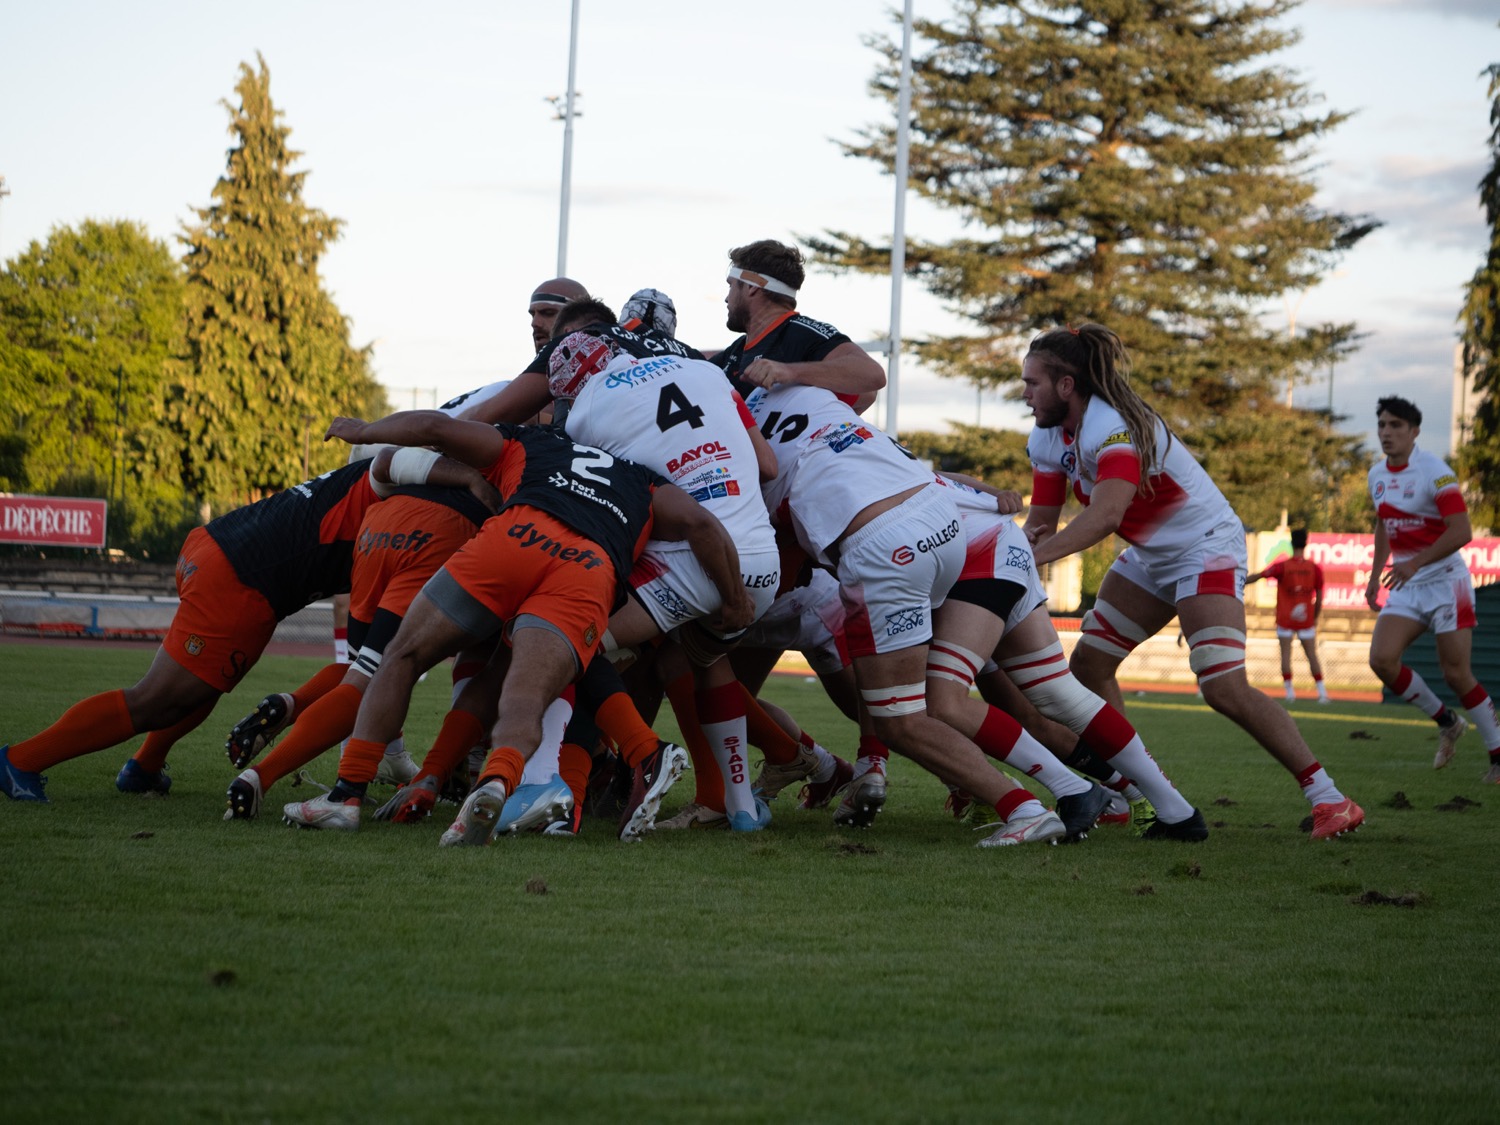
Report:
1254,530,1500,610
0,495,108,548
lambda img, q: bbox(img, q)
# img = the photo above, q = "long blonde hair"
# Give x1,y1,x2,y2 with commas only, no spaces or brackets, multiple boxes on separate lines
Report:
1026,323,1169,492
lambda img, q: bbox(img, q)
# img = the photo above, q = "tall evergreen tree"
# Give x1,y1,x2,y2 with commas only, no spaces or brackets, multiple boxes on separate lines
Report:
810,0,1375,513
0,219,193,552
170,55,388,515
1457,55,1500,529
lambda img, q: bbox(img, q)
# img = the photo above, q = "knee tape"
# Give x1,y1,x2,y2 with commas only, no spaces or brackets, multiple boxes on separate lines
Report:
1187,626,1246,683
1002,643,1105,732
927,640,984,688
861,682,927,718
1079,599,1151,658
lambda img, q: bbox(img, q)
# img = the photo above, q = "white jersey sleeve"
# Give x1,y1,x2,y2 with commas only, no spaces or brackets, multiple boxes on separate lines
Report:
745,383,931,566
566,355,775,555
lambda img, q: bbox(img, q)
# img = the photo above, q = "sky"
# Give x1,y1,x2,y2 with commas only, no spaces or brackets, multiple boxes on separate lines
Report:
1,0,1495,461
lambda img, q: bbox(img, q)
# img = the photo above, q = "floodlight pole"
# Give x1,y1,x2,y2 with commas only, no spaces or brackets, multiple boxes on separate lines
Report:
886,0,914,437
556,0,581,276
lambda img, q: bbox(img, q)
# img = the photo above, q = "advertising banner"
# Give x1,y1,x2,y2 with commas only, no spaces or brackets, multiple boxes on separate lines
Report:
1252,530,1500,611
0,495,108,549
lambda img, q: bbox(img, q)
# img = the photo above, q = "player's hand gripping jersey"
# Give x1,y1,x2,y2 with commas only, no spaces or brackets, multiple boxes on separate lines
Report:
204,459,380,619
1027,399,1239,564
564,352,776,559
1368,446,1469,587
746,383,932,566
713,310,851,398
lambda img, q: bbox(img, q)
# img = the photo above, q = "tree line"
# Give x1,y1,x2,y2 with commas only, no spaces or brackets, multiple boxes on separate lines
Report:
0,56,387,558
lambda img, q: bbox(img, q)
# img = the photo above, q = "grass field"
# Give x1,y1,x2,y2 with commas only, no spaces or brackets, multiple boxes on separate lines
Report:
2,641,1497,1124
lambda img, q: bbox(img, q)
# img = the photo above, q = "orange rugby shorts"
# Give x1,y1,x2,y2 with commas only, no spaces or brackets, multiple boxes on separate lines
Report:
164,526,278,692
349,494,482,623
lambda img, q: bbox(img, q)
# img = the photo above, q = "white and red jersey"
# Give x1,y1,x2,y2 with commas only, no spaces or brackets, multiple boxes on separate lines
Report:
1368,446,1468,586
745,383,931,567
565,353,775,557
1027,398,1240,563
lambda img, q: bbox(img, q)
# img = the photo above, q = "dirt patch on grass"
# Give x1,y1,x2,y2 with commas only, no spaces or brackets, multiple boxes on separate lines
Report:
831,841,878,856
1434,795,1481,813
1382,791,1413,809
1212,796,1237,806
1350,890,1425,908
525,877,549,895
1347,730,1377,741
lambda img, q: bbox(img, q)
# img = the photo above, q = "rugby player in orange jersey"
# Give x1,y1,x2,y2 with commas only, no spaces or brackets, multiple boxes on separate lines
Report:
1246,528,1331,704
1,451,497,803
282,415,752,842
221,477,500,820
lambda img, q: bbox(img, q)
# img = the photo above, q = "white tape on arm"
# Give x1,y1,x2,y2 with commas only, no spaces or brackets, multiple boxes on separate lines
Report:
387,447,443,487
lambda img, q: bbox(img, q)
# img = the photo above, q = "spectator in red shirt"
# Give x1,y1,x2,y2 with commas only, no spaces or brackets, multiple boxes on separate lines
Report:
1246,528,1330,704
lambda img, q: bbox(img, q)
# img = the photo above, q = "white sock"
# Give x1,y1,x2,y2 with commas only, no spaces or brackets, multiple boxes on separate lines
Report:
1006,798,1047,822
1299,766,1344,807
703,715,755,817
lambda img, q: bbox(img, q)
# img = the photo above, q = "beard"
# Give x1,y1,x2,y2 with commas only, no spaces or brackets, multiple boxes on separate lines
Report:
1030,400,1068,429
726,305,747,333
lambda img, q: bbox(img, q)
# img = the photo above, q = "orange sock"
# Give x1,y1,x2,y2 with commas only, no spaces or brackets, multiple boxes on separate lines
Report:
338,736,387,785
595,692,659,769
132,700,217,771
10,689,137,771
416,710,487,782
664,672,723,812
738,684,800,765
290,662,350,716
558,742,592,810
480,746,526,794
254,683,364,790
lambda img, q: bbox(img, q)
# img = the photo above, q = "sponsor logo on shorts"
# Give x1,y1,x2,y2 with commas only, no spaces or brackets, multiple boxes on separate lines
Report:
885,607,925,636
357,527,435,556
584,624,598,646
649,583,694,622
916,519,961,554
891,545,915,566
1005,545,1032,572
506,520,607,569
743,570,778,589
184,634,205,656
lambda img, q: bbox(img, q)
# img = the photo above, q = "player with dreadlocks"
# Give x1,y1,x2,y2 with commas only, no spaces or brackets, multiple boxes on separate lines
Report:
1019,323,1365,842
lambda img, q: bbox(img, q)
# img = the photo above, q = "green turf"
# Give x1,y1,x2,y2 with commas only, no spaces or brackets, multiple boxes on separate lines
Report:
1,642,1496,1123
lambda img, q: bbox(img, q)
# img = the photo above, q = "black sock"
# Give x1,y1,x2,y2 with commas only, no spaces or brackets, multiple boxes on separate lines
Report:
329,779,366,803
1061,744,1114,783
1436,708,1458,729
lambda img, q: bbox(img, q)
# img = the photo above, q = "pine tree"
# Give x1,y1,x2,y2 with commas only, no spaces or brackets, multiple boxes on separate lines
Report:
1457,56,1500,529
0,219,194,553
170,55,388,515
810,0,1376,518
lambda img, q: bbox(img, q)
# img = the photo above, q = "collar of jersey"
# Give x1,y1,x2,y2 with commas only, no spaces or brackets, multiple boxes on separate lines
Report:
745,309,798,350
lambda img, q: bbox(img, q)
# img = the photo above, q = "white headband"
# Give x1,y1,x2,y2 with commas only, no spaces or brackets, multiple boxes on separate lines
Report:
727,265,799,299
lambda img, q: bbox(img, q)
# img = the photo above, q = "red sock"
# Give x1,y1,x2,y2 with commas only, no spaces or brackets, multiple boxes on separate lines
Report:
290,662,350,717
595,692,660,769
415,710,487,782
133,700,217,771
665,672,723,812
973,706,1024,762
995,787,1034,821
858,733,889,764
254,683,363,790
10,689,137,771
738,684,800,765
480,746,526,794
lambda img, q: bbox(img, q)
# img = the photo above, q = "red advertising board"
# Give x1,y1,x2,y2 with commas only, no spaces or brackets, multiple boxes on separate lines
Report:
1254,530,1500,611
0,495,108,548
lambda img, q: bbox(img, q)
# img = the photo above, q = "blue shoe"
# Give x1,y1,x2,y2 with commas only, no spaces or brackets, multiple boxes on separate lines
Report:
1,744,49,802
115,758,172,795
496,774,574,834
728,796,772,833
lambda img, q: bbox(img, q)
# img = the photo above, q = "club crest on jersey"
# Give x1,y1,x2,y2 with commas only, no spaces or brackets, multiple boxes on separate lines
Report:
1373,481,1386,499
668,441,730,474
184,634,205,656
1061,450,1078,474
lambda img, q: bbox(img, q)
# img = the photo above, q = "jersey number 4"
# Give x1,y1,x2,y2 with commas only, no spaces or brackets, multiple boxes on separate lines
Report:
655,383,705,431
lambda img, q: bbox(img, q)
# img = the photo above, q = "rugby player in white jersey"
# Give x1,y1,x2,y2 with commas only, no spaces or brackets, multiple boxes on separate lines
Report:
1365,396,1500,781
546,302,784,832
1019,323,1364,841
747,380,1068,845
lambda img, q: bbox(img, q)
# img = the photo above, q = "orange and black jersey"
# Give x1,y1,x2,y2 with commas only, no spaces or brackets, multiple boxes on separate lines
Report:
485,424,667,589
524,322,704,377
711,310,850,399
205,460,379,619
382,482,493,528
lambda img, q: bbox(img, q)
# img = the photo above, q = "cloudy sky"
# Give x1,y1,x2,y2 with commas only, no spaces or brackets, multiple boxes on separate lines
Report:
1,0,1494,459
